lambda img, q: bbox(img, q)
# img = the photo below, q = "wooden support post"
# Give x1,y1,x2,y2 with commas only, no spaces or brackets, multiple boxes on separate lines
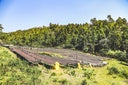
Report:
77,63,82,69
54,62,60,70
89,63,92,68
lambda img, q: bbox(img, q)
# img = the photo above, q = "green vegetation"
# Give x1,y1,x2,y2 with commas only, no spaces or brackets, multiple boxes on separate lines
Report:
1,15,128,63
106,50,126,61
0,15,128,84
107,65,128,79
81,79,88,85
93,59,128,85
108,66,120,75
0,47,41,85
0,47,128,85
40,52,64,58
0,24,3,32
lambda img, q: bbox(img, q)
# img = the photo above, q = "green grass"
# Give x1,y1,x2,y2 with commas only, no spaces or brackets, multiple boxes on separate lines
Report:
39,52,64,58
0,47,42,85
93,59,128,85
0,46,128,85
37,59,128,85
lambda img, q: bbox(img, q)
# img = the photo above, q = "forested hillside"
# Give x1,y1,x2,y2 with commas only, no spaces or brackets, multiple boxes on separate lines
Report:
0,15,128,62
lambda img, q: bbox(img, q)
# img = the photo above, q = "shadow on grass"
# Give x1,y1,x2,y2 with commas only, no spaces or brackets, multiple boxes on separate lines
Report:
120,61,128,66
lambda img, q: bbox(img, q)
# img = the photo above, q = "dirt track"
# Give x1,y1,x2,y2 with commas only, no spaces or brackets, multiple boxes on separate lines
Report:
9,46,107,66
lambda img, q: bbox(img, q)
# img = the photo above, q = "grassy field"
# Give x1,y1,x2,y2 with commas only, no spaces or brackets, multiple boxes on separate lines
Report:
0,47,128,85
93,59,128,85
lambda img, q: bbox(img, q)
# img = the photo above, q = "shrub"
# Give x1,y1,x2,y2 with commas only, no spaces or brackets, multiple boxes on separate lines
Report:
0,47,42,84
108,67,119,75
59,79,69,85
53,78,58,82
81,79,88,85
83,46,89,52
83,70,95,79
108,66,128,79
64,44,74,49
50,72,57,76
120,70,128,79
69,70,76,76
106,50,126,61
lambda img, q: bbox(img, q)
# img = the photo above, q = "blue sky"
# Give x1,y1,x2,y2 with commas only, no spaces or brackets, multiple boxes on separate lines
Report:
0,0,128,32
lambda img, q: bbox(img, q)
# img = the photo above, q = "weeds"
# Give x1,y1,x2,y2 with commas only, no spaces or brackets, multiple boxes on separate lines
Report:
83,70,95,79
108,67,119,75
81,79,88,85
50,72,57,76
59,79,69,85
69,70,76,76
0,47,41,84
108,66,128,79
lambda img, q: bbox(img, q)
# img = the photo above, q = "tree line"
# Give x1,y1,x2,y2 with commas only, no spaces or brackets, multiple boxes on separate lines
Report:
0,15,128,62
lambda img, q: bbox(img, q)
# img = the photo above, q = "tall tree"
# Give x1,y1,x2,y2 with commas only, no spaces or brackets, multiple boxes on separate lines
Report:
0,24,3,32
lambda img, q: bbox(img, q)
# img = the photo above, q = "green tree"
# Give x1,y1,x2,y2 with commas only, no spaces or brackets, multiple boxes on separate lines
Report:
0,24,3,32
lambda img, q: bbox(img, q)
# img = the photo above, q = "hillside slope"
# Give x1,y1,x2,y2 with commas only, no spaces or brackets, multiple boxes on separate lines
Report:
0,47,128,85
0,47,41,85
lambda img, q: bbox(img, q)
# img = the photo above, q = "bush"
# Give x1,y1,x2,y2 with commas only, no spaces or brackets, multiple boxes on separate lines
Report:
64,44,74,49
108,66,128,79
106,50,126,61
99,49,108,56
83,70,95,79
69,70,76,76
83,46,89,52
120,70,128,79
50,72,57,76
59,79,69,85
108,67,119,75
53,78,58,82
81,79,88,85
0,47,42,84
